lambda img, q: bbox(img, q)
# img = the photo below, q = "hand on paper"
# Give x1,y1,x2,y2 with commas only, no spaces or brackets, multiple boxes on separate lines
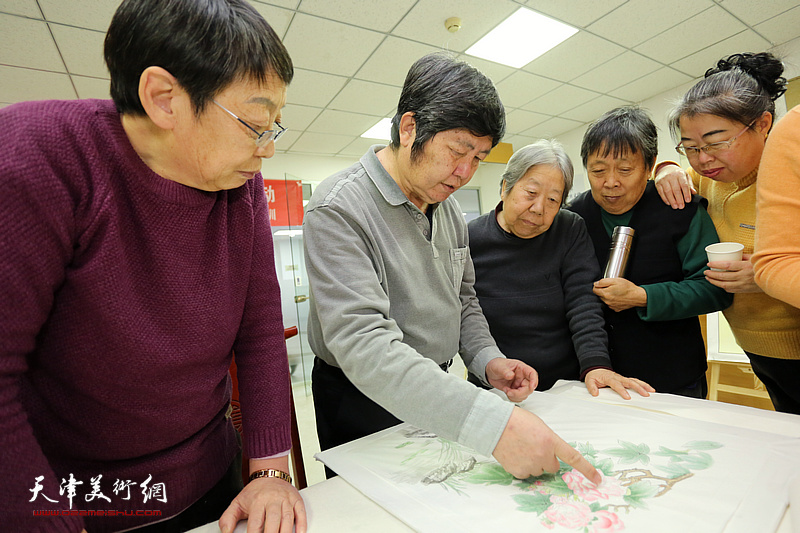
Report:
584,368,654,399
486,357,538,402
493,407,601,485
654,163,695,209
705,254,762,293
219,458,307,533
592,278,647,312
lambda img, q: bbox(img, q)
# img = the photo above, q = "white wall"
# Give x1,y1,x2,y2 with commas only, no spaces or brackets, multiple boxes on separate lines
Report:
260,151,355,184
466,162,506,214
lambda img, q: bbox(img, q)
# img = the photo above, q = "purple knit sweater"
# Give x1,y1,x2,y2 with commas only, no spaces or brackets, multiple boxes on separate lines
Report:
0,99,292,532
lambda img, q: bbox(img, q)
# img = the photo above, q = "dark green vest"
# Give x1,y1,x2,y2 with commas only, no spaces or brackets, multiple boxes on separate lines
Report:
567,181,707,392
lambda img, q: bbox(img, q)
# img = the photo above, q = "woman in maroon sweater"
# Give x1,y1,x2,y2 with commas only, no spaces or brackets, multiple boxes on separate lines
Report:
0,1,304,532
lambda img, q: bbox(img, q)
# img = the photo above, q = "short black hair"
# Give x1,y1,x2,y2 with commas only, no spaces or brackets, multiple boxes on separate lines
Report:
581,106,658,171
104,0,293,116
390,53,505,161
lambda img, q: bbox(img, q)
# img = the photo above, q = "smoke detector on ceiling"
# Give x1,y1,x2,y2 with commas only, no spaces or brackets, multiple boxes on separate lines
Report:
445,17,462,33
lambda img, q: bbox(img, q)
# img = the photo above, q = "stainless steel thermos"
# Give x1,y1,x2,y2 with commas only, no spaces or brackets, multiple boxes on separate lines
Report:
604,226,635,278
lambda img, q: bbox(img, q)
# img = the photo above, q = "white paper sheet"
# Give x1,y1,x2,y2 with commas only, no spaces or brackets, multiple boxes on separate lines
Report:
317,390,800,533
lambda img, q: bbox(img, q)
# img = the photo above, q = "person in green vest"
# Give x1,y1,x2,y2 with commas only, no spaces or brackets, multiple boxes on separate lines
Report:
567,106,732,398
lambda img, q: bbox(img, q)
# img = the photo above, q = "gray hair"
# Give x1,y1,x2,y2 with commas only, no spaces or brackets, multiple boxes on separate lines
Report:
668,52,786,141
501,139,574,205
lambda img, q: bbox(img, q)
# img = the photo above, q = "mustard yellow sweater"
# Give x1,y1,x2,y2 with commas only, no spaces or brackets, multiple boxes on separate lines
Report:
688,166,800,359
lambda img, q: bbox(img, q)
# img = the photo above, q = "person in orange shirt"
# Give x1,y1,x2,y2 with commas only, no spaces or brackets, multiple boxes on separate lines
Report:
752,104,800,309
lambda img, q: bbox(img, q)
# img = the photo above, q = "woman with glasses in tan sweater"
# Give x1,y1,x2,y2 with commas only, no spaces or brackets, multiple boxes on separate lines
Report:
653,52,800,414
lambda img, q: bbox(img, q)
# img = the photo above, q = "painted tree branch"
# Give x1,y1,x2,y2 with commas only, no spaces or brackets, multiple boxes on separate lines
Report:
616,468,695,497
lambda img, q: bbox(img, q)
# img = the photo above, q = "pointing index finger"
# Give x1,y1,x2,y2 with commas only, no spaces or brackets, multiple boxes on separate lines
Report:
554,438,601,485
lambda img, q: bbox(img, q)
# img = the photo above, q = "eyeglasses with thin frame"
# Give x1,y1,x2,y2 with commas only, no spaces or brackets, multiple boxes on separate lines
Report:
675,122,754,158
212,99,286,147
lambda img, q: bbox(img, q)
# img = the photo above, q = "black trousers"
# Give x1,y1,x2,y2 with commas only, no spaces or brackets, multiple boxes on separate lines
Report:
312,357,401,478
132,450,243,532
747,351,800,415
668,374,708,400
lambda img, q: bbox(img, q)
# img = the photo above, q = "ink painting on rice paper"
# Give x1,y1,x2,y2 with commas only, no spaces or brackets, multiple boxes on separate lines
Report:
317,391,800,533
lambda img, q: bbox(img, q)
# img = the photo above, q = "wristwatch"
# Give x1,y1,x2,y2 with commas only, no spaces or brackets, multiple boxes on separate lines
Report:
249,468,293,485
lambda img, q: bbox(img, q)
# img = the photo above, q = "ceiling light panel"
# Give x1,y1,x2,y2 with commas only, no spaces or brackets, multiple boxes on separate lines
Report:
465,7,578,68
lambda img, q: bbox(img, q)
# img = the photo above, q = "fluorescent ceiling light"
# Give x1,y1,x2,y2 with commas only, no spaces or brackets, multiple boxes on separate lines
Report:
361,117,393,140
465,7,578,69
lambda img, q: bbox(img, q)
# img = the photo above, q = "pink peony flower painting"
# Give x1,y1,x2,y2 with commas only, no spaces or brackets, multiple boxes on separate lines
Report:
562,470,626,502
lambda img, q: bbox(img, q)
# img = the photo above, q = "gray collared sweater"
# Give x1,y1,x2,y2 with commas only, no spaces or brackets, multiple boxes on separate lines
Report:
303,146,513,457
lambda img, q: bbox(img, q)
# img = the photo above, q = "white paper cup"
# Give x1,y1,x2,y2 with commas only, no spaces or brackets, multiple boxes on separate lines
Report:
705,242,744,271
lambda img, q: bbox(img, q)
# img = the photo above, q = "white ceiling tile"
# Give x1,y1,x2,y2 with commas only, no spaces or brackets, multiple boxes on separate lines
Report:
714,0,800,26
609,67,693,102
392,0,519,52
274,129,302,151
0,65,76,102
2,0,799,160
523,32,625,82
587,0,713,48
355,37,439,87
71,75,110,99
290,131,354,154
340,137,383,157
523,0,625,28
495,71,561,109
523,84,600,115
38,0,119,31
50,25,107,78
504,109,549,136
0,14,64,72
571,51,661,94
502,133,538,151
252,0,300,10
308,109,385,136
456,55,516,85
282,13,384,76
755,6,800,47
285,68,348,107
670,30,773,78
772,38,800,80
1,0,42,18
249,3,295,38
560,94,630,123
328,79,399,116
523,116,584,138
298,0,415,32
280,103,323,132
635,5,747,64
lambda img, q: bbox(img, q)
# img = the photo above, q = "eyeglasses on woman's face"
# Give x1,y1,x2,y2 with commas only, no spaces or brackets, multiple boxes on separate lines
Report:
212,99,286,147
675,121,754,158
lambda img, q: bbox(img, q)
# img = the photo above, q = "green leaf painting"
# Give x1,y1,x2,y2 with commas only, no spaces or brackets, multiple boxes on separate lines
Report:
603,441,651,465
464,463,513,486
512,492,553,514
408,438,724,532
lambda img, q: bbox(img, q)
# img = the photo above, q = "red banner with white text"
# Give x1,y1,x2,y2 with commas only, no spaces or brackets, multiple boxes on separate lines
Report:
264,179,304,227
